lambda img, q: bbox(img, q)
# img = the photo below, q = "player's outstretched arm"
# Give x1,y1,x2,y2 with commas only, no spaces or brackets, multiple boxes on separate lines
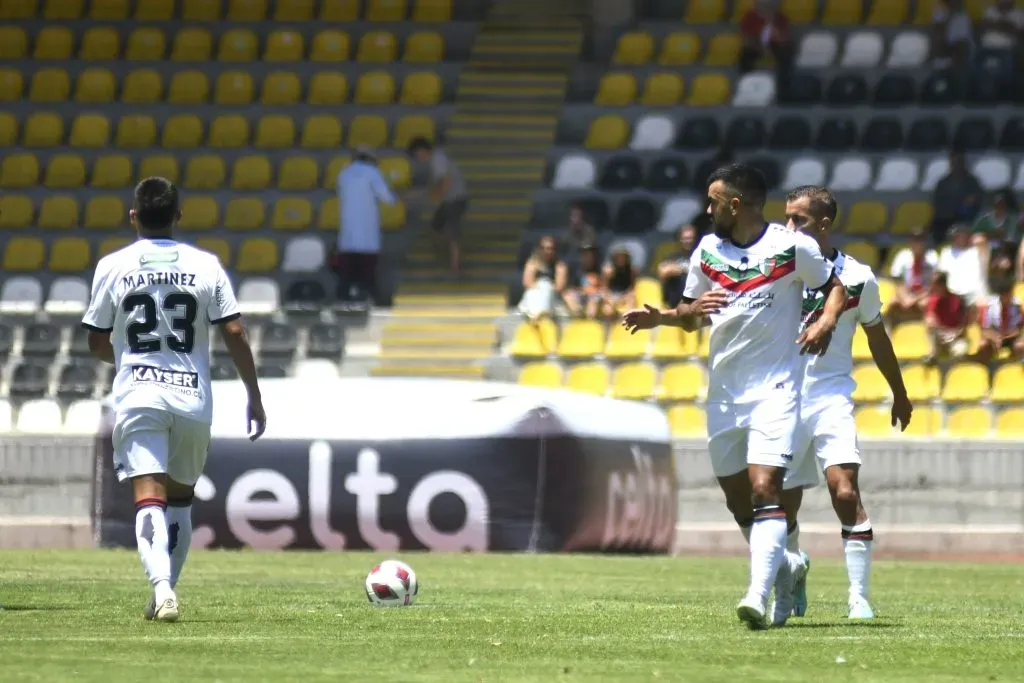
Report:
864,321,912,431
622,291,726,334
218,318,266,441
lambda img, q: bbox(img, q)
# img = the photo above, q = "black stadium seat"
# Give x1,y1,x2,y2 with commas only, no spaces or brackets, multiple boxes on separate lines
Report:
691,157,721,191
1000,118,1024,150
22,322,62,357
873,74,916,106
69,325,91,356
726,117,766,150
769,117,812,150
259,322,297,360
817,117,857,151
284,279,327,314
575,197,610,229
57,362,97,400
953,118,995,151
921,71,961,105
307,324,344,359
826,74,868,107
675,117,720,150
861,118,903,151
211,363,239,381
777,71,821,105
645,157,688,192
10,362,49,398
599,156,643,191
615,198,656,234
257,363,289,379
745,157,781,190
907,117,949,151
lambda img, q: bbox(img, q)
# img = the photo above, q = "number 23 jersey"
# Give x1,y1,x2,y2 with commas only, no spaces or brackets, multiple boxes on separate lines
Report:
81,238,240,424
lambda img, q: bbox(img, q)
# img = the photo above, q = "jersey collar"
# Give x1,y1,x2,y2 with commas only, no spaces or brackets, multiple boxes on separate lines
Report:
730,222,769,249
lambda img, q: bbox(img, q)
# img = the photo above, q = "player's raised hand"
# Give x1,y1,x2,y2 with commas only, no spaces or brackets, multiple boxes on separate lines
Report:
621,304,662,334
891,393,912,431
796,321,833,356
247,399,267,441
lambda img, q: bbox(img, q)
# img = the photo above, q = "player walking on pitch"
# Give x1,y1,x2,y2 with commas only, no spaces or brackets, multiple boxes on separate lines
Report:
82,178,267,622
622,165,848,629
778,186,912,622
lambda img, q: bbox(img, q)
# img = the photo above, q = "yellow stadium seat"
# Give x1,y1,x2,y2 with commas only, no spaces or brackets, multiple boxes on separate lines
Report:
901,363,941,402
43,154,86,189
781,0,817,23
177,196,218,230
68,114,108,149
0,68,22,101
605,325,650,360
687,73,730,106
557,320,604,359
405,32,444,63
510,319,558,358
890,322,929,361
822,0,862,25
135,0,172,19
29,68,70,102
236,238,279,272
115,115,157,148
914,0,941,24
849,325,871,361
184,155,227,190
380,202,405,231
274,0,313,19
36,197,76,230
941,362,989,402
660,32,701,65
323,156,351,189
301,115,344,149
965,0,991,21
686,0,726,22
891,201,933,235
866,0,908,24
128,28,167,60
91,153,131,187
214,71,254,105
842,240,880,269
255,115,295,149
946,406,993,437
401,72,441,105
218,29,258,61
355,71,396,105
651,327,699,360
853,405,897,437
171,28,213,61
261,71,301,105
565,362,609,396
44,0,81,17
278,156,319,190
24,113,64,147
762,201,784,224
852,363,888,402
230,155,271,190
991,365,1024,402
640,72,684,106
668,404,707,438
318,197,339,229
0,27,28,59
0,195,33,229
224,198,265,230
227,0,267,20
3,236,45,271
636,277,663,307
612,32,653,65
321,0,359,20
595,72,637,106
844,201,887,235
393,115,434,148
48,236,89,271
659,362,708,401
413,0,450,21
181,0,219,20
140,154,180,183
79,27,119,60
358,32,397,63
194,238,231,266
272,198,313,231
518,361,562,388
265,30,304,62
1,0,38,19
311,30,350,62
0,113,15,146
1016,281,1024,302
367,0,406,21
74,67,116,103
122,69,162,104
996,408,1024,437
584,115,628,149
0,153,40,188
207,115,251,148
611,363,657,400
309,72,348,104
704,33,742,66
89,0,127,18
84,196,125,229
97,237,132,258
35,27,73,60
908,405,943,437
168,71,209,104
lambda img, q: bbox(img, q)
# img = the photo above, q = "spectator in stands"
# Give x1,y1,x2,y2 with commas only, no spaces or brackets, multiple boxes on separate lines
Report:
657,224,699,308
518,235,569,321
408,137,468,275
334,146,396,303
601,246,638,319
932,150,984,242
980,0,1023,58
975,269,1024,362
887,228,939,323
564,244,605,319
562,201,596,257
925,271,970,361
932,0,975,69
939,223,988,303
739,0,794,85
974,189,1021,246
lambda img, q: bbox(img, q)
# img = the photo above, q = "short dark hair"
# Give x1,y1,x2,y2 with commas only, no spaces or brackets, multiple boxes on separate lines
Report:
786,185,838,222
133,177,178,233
407,137,433,155
706,163,767,208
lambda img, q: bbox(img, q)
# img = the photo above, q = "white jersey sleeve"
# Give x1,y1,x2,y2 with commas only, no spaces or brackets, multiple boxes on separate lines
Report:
207,264,241,324
793,231,834,290
681,247,711,300
82,257,116,332
857,272,883,327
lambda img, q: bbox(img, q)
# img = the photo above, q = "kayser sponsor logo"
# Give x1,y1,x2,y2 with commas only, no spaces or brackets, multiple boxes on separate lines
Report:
130,365,201,397
601,445,675,550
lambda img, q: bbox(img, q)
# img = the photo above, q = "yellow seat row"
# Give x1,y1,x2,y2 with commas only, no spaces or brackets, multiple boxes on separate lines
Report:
853,362,1024,403
518,360,709,401
510,318,708,360
612,31,741,67
0,195,406,233
0,67,443,106
763,199,934,237
0,26,445,63
0,113,435,157
673,0,1003,26
595,71,732,107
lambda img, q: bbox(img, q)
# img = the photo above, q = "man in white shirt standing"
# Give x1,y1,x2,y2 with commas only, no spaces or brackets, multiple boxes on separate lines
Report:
336,146,396,302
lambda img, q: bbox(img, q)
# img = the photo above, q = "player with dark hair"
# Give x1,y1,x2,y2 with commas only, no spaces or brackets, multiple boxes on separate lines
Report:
623,164,847,629
82,177,267,621
780,185,912,622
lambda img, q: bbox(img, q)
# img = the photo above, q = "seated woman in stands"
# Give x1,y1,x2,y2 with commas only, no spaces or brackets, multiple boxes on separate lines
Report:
517,235,569,321
601,246,638,320
563,244,605,319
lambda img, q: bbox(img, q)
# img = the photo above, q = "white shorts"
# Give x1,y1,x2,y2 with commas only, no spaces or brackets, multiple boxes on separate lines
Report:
112,407,211,486
706,393,798,478
784,394,861,490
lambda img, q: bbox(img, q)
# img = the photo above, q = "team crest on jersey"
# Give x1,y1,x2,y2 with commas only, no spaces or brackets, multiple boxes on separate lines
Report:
758,257,776,277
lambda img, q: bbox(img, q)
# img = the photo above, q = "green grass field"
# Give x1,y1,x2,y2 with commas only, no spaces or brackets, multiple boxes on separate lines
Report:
2,550,1023,682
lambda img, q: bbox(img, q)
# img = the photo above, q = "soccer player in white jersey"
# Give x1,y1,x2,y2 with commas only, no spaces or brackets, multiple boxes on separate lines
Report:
82,178,267,622
778,186,913,623
622,165,848,629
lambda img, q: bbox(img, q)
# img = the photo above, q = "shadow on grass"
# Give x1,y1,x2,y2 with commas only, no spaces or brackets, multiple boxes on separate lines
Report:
784,620,899,630
0,604,77,612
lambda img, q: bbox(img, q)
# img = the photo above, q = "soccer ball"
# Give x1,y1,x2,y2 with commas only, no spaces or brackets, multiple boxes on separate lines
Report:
365,560,418,607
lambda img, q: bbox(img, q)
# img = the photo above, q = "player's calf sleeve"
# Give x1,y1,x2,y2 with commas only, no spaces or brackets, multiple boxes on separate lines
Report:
736,516,754,544
748,504,788,602
841,520,873,600
167,496,194,589
135,498,172,590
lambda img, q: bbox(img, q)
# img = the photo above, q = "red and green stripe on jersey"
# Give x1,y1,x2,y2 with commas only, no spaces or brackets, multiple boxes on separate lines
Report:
699,246,797,293
802,281,865,323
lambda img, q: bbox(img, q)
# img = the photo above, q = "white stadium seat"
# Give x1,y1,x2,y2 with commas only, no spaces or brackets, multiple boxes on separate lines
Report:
887,32,928,68
972,156,1012,191
732,73,774,107
783,158,826,190
630,115,675,151
15,399,63,434
920,158,950,191
874,157,920,191
0,276,44,315
64,399,102,435
0,399,12,433
796,32,838,68
294,359,339,380
1015,161,1024,191
657,195,702,233
829,158,872,191
44,276,90,315
236,277,280,315
281,236,326,272
840,32,884,68
606,238,647,271
551,154,596,190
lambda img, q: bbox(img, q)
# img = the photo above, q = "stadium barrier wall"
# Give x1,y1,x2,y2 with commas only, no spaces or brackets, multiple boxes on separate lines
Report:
90,379,677,553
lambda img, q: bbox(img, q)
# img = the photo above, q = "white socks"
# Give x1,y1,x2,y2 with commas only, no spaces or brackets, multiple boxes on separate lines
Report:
747,504,788,603
842,520,873,601
167,502,194,589
135,498,173,602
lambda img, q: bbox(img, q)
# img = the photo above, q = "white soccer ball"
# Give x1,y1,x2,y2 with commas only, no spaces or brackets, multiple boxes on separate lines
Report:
365,560,418,607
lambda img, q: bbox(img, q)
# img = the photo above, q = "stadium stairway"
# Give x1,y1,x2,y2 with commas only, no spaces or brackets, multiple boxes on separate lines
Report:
372,0,584,379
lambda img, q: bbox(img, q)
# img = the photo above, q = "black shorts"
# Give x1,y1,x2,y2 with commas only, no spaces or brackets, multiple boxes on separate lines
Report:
431,199,467,239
